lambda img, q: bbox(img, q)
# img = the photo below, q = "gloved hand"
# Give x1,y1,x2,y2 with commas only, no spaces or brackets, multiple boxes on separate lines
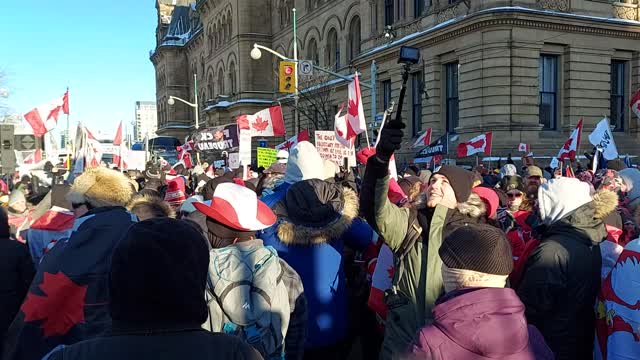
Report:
376,121,405,163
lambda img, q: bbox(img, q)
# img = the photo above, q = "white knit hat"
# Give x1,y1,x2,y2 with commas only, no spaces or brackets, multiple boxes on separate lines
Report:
538,177,592,225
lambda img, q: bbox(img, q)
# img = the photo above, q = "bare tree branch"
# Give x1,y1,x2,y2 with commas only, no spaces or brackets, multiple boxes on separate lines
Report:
285,69,337,131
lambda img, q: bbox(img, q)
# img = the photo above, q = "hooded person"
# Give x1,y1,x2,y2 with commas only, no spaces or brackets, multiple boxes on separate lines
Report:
42,218,262,360
3,167,136,360
619,168,640,213
259,178,375,358
257,163,286,197
0,207,35,356
261,141,325,208
411,224,554,360
516,177,617,360
194,183,307,360
360,121,486,360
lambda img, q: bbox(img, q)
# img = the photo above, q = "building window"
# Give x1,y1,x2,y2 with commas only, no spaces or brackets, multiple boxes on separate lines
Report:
307,38,319,65
348,17,361,61
229,62,237,94
611,60,626,132
326,29,339,70
414,0,424,17
384,0,394,26
217,69,225,96
445,62,459,133
382,80,392,110
207,73,214,100
397,0,405,20
412,72,423,136
539,55,558,130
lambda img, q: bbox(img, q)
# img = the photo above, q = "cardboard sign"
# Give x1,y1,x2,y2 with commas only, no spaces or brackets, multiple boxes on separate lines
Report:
314,131,356,167
257,147,278,168
228,152,239,169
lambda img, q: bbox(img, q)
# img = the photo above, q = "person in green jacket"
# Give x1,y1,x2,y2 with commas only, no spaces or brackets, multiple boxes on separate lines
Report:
360,123,485,360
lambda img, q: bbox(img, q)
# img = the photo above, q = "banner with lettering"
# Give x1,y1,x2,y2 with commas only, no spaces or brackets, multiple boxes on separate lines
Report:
192,124,239,153
416,134,448,158
256,147,278,168
314,130,356,167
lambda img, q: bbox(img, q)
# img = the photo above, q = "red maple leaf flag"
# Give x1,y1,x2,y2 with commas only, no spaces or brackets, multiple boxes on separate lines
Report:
23,91,69,138
237,106,285,137
334,104,357,148
276,130,310,150
21,272,88,337
347,74,367,135
112,121,128,169
557,119,583,162
631,88,640,119
457,132,493,158
412,128,433,148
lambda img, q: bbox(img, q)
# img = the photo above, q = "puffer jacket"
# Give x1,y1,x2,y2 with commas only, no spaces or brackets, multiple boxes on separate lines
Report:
517,193,613,360
260,180,374,350
360,157,484,359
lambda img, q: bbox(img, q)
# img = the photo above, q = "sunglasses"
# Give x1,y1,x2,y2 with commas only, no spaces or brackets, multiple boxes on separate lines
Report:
507,192,523,198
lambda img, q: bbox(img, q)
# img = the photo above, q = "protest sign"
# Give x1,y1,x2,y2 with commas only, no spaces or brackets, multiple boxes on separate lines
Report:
314,131,356,167
192,124,239,153
228,152,240,169
257,147,278,168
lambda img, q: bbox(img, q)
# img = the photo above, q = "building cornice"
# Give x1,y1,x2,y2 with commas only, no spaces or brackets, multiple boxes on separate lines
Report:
354,6,640,65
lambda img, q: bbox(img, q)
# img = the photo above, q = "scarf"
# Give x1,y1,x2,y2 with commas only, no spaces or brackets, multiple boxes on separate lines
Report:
442,264,508,293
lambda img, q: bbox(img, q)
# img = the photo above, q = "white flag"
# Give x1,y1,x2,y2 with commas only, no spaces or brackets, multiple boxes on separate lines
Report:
588,118,619,161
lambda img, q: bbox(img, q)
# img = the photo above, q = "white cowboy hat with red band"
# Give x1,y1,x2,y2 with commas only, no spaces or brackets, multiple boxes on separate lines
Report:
193,182,276,231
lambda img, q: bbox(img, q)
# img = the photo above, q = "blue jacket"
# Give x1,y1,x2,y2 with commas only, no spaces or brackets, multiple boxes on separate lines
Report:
260,213,374,349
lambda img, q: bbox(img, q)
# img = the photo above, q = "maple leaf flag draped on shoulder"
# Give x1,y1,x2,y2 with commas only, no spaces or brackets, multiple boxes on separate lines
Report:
457,132,493,158
23,91,69,138
334,104,357,148
112,121,127,169
412,128,432,148
347,74,367,135
276,130,310,150
236,105,285,137
557,118,583,161
631,88,640,119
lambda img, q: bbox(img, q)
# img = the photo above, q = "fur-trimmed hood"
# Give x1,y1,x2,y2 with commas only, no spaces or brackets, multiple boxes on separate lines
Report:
413,192,486,219
67,167,133,208
127,193,175,219
274,179,359,246
592,188,618,220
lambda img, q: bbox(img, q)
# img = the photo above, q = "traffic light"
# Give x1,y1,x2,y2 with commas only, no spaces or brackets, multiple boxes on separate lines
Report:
279,61,296,93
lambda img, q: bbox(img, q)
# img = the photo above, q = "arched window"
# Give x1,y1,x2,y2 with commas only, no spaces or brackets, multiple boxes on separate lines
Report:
217,68,225,95
348,16,361,61
200,57,205,77
326,28,339,70
226,15,232,40
207,73,214,100
307,38,319,66
229,62,237,94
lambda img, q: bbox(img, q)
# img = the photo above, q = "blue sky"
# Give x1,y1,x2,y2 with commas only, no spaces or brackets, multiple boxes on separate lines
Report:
0,1,157,138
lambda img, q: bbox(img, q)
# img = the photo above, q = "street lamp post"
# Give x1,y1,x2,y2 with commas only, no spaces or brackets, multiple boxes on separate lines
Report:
168,73,199,130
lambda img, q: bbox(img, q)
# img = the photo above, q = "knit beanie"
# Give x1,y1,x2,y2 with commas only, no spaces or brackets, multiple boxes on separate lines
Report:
110,218,209,327
439,223,513,275
283,141,325,184
431,165,474,203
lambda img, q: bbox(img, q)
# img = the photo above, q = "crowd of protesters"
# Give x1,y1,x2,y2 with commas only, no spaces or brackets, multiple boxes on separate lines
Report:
0,121,639,360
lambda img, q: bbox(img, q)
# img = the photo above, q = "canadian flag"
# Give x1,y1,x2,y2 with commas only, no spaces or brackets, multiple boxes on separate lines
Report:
237,106,285,137
518,143,530,153
16,149,42,165
347,74,367,135
84,127,103,168
457,132,493,158
412,128,433,148
23,91,69,138
176,140,194,168
368,244,394,319
276,130,310,150
631,88,640,119
112,121,128,169
557,119,583,162
334,104,357,148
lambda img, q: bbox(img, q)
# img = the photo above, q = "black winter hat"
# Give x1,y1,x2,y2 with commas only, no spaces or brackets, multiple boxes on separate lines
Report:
432,165,475,202
439,223,513,275
109,218,209,327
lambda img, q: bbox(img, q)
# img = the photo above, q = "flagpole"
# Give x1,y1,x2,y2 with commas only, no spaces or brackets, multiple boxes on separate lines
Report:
65,87,70,170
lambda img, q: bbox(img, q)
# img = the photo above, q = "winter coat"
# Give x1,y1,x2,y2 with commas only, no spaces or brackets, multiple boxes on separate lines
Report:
260,184,374,349
2,207,136,360
517,190,616,360
411,288,554,360
0,238,35,355
359,157,483,360
42,329,263,360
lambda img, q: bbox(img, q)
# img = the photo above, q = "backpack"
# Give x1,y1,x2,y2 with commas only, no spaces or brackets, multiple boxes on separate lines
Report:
204,243,291,360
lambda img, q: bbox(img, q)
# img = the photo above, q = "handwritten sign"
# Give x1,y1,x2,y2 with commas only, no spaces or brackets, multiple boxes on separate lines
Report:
314,131,356,167
257,147,278,168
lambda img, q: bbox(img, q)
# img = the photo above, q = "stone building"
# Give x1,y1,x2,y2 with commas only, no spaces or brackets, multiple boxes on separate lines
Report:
151,0,640,164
